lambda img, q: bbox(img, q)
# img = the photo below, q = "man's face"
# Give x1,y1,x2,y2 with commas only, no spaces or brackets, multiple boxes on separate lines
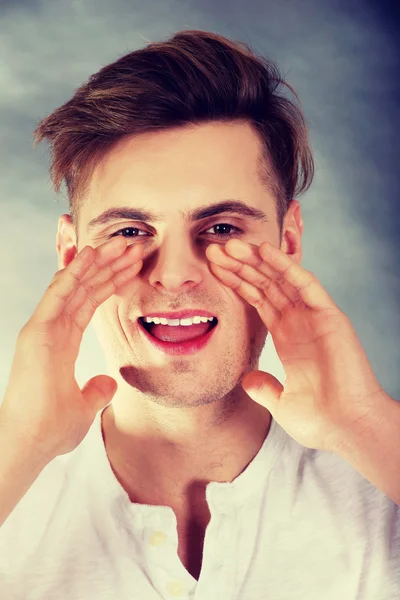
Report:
60,121,292,409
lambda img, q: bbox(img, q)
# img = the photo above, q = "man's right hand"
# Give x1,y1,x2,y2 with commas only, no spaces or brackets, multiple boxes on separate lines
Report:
0,235,144,461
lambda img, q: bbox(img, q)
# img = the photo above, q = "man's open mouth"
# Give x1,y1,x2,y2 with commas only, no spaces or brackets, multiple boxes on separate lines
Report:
138,316,218,343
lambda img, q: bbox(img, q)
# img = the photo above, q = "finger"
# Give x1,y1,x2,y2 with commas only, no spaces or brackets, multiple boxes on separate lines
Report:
258,241,334,310
64,243,142,315
208,243,294,312
71,257,143,332
80,237,135,284
80,242,143,289
219,240,300,305
209,262,282,330
31,236,128,324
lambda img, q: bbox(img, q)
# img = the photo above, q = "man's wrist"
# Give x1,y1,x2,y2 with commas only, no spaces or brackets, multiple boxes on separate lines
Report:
0,406,56,468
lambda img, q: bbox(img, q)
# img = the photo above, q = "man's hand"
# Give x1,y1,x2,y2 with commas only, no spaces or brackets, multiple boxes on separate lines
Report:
206,238,386,453
1,236,143,460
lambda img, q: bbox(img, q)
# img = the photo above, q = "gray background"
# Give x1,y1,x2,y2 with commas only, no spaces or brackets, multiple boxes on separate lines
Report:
1,0,399,401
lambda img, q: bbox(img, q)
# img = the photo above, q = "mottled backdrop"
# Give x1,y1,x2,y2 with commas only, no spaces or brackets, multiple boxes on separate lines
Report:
1,0,399,402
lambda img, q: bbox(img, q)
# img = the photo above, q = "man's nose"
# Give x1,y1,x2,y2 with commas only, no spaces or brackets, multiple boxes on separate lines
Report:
146,238,207,294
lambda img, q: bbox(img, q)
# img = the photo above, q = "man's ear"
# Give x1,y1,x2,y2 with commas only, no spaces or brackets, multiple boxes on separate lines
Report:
279,199,303,266
56,214,78,271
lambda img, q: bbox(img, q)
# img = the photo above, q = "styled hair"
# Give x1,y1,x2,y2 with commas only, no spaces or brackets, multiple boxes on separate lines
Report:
33,29,315,241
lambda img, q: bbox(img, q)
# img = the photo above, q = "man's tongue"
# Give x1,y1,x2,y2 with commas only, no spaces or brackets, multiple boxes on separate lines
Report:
148,322,213,342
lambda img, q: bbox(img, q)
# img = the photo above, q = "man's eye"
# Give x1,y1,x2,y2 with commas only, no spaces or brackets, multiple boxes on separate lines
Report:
109,223,244,239
109,227,148,239
202,223,244,238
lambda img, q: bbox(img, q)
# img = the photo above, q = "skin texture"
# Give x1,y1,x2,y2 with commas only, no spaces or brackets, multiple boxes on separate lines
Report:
56,121,303,509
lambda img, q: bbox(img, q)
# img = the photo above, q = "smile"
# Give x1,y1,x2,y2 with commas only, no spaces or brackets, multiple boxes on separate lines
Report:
137,316,219,356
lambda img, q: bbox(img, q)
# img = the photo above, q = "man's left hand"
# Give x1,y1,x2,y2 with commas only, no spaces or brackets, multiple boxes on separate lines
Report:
206,238,386,453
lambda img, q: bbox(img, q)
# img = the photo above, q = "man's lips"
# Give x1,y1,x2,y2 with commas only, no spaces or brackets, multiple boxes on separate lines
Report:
139,318,217,343
137,316,219,355
138,309,218,320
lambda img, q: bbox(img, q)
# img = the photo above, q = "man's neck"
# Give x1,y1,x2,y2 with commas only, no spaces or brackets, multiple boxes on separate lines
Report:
101,393,272,508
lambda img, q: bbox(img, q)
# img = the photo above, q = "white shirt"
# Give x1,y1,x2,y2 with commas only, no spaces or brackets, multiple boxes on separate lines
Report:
0,405,399,599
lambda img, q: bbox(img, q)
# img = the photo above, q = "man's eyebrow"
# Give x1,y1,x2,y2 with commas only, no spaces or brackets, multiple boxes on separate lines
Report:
86,199,269,232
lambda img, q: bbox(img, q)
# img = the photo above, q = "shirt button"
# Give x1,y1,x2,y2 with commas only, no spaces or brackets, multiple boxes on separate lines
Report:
149,530,167,546
165,580,185,596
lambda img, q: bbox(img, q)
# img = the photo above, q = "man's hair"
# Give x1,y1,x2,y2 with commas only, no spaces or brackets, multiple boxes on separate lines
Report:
33,29,315,240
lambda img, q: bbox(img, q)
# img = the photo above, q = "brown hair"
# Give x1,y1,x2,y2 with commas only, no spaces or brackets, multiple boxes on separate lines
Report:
33,29,315,242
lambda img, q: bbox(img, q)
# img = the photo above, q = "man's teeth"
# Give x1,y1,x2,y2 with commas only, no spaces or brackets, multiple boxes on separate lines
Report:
142,316,216,326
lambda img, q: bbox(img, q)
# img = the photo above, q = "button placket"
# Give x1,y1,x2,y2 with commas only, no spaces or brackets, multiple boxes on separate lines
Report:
204,508,234,576
145,509,176,572
149,530,168,547
165,579,186,597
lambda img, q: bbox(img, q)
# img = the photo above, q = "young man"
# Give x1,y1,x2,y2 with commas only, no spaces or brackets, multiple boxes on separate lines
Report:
0,30,399,598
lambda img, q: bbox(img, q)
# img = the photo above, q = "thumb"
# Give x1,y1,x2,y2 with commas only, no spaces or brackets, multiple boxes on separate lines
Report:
241,370,283,417
81,375,118,414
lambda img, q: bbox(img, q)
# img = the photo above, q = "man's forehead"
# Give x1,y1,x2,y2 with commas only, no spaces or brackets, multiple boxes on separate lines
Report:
88,121,266,193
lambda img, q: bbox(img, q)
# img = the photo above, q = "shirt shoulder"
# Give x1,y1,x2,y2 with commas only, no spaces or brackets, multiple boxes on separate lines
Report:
0,409,103,581
0,454,71,573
